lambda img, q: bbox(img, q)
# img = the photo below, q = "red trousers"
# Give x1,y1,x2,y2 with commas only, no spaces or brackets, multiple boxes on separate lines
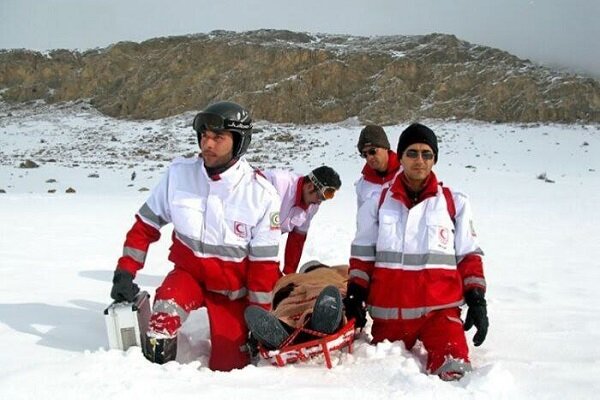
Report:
370,307,470,374
150,267,250,371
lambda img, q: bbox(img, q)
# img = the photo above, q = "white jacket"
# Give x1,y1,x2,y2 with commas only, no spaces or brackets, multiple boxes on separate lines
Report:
262,169,319,234
262,169,320,274
349,172,486,321
118,156,282,307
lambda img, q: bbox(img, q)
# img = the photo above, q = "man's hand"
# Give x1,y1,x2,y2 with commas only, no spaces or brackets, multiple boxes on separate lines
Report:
110,269,140,302
463,288,489,346
343,282,368,328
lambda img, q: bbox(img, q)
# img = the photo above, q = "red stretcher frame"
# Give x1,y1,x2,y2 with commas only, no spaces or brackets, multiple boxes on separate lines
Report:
258,319,356,369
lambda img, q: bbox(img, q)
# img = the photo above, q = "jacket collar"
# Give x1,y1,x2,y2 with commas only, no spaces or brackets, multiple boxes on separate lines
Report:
294,176,309,210
201,157,247,187
361,150,401,184
390,170,439,209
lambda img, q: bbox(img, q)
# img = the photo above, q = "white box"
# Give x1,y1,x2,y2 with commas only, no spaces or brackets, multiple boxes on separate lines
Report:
104,291,151,351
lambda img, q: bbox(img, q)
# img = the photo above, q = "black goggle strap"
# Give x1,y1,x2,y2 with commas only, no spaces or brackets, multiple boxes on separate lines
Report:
194,112,252,133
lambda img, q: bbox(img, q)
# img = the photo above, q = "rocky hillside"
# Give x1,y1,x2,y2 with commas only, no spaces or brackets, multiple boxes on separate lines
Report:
1,29,599,123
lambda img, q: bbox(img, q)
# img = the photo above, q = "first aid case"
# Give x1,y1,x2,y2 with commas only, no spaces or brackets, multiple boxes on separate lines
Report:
104,291,151,351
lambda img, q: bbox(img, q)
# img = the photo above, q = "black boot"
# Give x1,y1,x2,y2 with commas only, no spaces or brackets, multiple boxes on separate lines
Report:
143,335,177,364
310,285,343,334
244,305,290,349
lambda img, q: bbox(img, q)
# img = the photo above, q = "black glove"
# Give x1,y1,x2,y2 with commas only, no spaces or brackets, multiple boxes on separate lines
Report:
343,282,368,329
245,332,260,359
463,288,489,346
110,269,140,302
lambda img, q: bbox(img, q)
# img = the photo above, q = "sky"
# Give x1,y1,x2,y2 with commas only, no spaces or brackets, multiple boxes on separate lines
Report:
1,0,599,78
1,100,600,398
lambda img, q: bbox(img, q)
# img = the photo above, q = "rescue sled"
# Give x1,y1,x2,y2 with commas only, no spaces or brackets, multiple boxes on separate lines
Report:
259,319,356,369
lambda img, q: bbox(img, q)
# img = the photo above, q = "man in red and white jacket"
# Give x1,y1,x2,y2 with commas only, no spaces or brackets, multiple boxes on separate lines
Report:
345,123,489,381
263,166,341,274
109,101,282,371
355,125,401,211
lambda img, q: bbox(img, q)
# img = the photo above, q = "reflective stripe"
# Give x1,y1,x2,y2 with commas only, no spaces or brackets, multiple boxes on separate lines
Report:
176,232,248,259
375,251,457,270
138,203,168,228
369,300,464,321
122,246,146,264
376,251,403,264
404,253,456,267
401,300,464,320
248,290,272,304
153,299,188,321
433,358,472,376
457,248,485,263
463,276,486,288
249,245,279,258
369,306,398,320
208,287,248,301
349,269,370,283
351,244,376,258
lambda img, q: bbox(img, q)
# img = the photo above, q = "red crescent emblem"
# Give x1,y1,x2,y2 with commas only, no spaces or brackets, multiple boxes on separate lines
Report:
439,227,449,245
234,222,247,238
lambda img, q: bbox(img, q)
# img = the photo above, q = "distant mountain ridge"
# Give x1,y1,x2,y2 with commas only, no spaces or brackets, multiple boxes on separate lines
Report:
1,29,599,123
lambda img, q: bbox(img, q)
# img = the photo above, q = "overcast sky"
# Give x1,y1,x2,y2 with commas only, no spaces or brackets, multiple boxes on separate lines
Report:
1,0,599,77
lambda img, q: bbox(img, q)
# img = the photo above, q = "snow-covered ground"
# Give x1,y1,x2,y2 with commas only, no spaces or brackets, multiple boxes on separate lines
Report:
1,102,599,399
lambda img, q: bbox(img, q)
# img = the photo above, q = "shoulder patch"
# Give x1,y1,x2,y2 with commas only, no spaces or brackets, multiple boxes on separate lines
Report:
469,219,478,237
269,211,280,230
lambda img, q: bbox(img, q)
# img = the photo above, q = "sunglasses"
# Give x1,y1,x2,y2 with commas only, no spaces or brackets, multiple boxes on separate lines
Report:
405,149,435,160
308,172,337,201
360,147,378,158
193,112,252,133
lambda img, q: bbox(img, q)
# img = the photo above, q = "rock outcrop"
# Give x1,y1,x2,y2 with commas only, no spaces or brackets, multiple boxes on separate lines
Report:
1,29,599,123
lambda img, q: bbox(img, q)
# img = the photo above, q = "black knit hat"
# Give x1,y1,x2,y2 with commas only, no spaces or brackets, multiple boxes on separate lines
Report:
357,125,390,152
397,123,438,162
310,166,342,189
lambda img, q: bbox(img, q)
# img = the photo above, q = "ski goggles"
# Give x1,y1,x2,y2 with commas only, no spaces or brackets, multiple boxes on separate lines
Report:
360,147,378,158
308,172,337,201
405,149,435,160
193,112,252,133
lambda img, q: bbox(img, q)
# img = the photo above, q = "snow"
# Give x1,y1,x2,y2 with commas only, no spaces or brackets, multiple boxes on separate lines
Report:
1,102,600,399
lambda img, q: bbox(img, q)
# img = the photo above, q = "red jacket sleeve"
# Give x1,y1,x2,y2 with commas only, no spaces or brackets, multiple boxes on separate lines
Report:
247,260,282,310
348,258,374,289
116,215,161,277
457,254,486,293
283,229,307,274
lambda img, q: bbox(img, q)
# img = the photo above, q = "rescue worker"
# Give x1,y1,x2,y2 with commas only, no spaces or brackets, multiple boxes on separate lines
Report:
355,125,401,210
263,167,341,274
245,261,347,350
345,123,489,381
109,101,282,371
352,125,401,282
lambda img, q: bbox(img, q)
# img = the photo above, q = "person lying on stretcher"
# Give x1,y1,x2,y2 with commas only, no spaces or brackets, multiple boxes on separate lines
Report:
244,261,348,351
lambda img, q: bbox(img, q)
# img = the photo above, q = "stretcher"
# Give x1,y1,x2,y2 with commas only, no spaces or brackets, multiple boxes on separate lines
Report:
259,319,356,369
